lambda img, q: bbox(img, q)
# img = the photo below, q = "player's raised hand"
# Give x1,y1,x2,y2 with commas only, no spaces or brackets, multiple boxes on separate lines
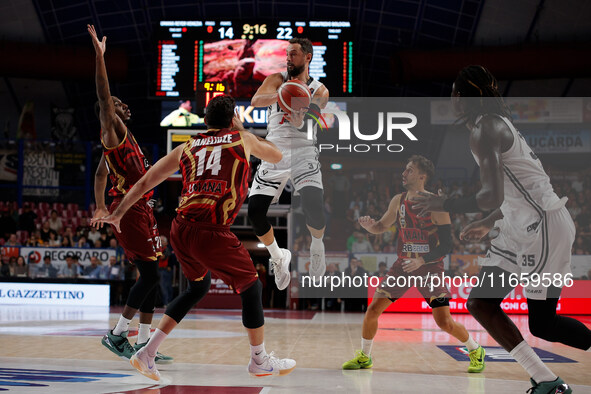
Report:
231,114,245,131
460,219,493,242
91,207,109,230
91,213,121,233
87,24,106,56
285,108,306,128
411,189,446,217
358,216,376,231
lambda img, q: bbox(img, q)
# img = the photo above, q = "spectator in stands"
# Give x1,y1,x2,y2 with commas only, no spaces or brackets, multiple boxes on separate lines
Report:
37,255,58,278
72,255,84,276
104,255,122,280
104,225,116,244
382,237,397,253
374,262,388,278
26,233,41,247
58,254,78,278
97,231,109,247
5,233,20,246
63,226,76,243
14,256,28,277
76,217,91,239
76,235,89,248
0,208,17,240
92,239,102,248
48,231,61,247
324,263,342,311
344,256,368,312
351,231,374,253
48,209,63,233
87,226,101,245
18,203,37,233
84,256,103,278
39,221,53,243
0,258,10,277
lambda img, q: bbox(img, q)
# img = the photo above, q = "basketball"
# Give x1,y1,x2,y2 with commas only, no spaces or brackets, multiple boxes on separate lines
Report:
277,79,311,114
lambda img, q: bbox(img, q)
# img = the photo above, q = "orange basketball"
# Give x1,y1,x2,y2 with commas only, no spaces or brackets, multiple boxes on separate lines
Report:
277,79,311,114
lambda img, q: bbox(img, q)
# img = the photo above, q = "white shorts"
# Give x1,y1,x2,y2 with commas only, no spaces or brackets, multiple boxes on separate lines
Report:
249,145,323,203
479,205,575,300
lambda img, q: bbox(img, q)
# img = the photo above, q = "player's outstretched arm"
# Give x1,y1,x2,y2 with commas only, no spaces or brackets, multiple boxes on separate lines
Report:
251,73,283,107
92,155,109,229
242,130,282,164
92,146,183,232
87,24,125,147
359,194,402,234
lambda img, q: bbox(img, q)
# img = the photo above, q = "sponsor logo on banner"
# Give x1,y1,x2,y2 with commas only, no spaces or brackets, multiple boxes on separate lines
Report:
19,247,116,265
0,282,110,306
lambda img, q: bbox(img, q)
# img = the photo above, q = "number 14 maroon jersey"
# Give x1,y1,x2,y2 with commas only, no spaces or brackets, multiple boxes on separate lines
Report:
177,128,249,225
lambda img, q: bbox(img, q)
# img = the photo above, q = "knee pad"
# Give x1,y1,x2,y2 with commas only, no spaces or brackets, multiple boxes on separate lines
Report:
247,195,273,236
299,187,326,230
166,272,212,323
240,280,264,329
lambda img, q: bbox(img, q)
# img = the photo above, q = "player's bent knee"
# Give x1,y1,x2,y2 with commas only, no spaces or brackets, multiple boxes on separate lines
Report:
240,280,265,329
247,196,273,236
166,272,211,323
300,187,326,230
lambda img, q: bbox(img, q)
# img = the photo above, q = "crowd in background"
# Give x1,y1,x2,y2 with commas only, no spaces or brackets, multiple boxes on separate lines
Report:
308,166,591,256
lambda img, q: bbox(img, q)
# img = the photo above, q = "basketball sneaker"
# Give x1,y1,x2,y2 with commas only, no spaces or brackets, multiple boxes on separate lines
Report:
467,345,485,373
247,351,296,377
342,350,373,370
130,349,161,381
101,330,135,360
527,377,571,394
309,240,326,279
270,248,291,291
134,342,174,364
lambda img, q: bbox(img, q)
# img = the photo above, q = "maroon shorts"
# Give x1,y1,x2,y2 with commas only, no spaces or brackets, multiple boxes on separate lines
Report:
376,259,449,305
170,216,258,294
111,198,162,262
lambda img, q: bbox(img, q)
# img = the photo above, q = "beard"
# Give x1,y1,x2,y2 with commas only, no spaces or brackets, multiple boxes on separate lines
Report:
287,64,305,77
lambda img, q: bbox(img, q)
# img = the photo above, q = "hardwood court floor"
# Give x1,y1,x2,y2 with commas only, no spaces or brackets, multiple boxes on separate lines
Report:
0,305,590,393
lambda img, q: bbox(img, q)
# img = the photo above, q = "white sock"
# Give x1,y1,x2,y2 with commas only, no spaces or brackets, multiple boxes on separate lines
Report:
144,328,168,358
266,239,283,260
510,341,557,383
112,316,131,336
462,334,479,352
311,234,324,250
137,323,151,345
250,342,267,363
361,338,373,356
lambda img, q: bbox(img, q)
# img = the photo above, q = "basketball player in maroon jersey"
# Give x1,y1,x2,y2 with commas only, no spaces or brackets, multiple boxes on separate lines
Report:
94,95,296,381
342,156,485,373
87,25,172,364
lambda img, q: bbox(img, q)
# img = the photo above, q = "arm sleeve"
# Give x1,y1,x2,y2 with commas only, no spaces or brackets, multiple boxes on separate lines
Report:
423,224,452,264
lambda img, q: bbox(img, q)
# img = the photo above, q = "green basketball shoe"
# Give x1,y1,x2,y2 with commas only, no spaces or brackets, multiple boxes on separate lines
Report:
101,330,136,360
468,345,486,373
342,350,373,370
527,377,571,394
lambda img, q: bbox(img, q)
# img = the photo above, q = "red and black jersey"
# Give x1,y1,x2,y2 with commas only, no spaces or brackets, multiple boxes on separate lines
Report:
177,128,249,225
396,192,442,261
101,129,152,200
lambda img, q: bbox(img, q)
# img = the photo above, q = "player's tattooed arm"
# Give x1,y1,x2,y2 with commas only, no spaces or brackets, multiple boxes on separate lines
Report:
359,194,402,234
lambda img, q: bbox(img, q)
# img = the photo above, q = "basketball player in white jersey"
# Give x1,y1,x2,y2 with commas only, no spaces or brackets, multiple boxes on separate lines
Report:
248,38,329,290
414,66,591,394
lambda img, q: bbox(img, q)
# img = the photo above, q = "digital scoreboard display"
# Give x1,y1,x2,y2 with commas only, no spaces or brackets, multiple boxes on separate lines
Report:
154,20,354,100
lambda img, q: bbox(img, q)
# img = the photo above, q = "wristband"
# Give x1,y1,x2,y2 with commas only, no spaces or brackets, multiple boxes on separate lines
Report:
442,195,480,213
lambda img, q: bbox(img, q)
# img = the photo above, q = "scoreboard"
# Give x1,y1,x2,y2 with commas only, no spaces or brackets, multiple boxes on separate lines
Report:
154,20,355,102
